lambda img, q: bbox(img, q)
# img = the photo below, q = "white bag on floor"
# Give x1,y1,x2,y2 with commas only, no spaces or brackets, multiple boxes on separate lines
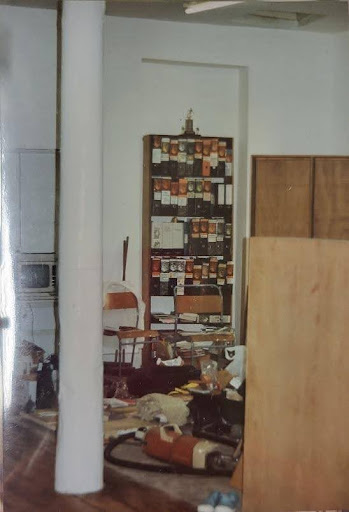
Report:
225,346,246,390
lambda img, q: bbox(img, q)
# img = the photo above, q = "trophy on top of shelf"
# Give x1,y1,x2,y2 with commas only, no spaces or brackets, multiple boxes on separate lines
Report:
182,108,200,136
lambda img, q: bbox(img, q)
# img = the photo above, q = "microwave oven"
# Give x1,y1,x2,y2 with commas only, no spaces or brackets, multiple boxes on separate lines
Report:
17,253,57,296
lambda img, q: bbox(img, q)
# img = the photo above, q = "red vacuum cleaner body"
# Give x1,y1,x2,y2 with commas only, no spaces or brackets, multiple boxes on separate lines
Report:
143,425,221,470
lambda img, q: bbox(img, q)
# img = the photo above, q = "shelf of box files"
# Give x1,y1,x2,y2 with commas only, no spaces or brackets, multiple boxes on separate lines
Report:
142,134,235,332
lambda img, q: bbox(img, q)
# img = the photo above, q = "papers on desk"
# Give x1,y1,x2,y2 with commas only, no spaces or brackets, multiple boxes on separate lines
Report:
179,313,199,323
152,314,176,324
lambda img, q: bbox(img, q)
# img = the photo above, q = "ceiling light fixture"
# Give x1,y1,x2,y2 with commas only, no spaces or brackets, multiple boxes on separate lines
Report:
185,1,244,15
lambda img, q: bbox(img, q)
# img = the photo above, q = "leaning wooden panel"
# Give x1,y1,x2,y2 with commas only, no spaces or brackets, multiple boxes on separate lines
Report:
243,238,349,512
313,157,349,240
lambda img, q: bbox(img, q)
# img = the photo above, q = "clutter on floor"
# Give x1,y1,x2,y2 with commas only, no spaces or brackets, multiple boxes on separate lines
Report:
137,393,190,425
102,336,245,496
20,316,245,509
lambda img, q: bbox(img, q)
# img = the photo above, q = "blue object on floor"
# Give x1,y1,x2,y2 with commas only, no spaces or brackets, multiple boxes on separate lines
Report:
205,491,222,507
199,489,241,512
218,490,240,508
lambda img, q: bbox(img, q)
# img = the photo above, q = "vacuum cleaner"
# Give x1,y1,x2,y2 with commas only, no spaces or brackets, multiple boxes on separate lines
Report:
104,424,242,476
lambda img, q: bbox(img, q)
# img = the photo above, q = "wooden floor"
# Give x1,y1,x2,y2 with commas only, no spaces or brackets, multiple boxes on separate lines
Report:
2,417,195,512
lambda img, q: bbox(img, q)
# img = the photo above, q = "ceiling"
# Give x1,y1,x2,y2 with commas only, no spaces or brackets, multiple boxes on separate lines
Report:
105,0,349,33
1,0,348,33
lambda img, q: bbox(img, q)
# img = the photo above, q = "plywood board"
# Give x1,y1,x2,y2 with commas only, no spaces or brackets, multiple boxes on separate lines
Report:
252,157,313,237
314,157,349,240
243,238,349,512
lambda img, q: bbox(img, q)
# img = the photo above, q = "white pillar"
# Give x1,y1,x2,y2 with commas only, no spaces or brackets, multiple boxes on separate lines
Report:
55,0,105,494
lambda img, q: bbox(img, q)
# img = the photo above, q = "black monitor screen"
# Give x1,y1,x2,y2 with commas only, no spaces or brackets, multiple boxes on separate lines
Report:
21,264,50,289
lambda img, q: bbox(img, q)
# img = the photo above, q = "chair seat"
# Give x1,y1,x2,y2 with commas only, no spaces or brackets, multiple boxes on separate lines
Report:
115,329,159,340
103,328,118,336
186,332,235,344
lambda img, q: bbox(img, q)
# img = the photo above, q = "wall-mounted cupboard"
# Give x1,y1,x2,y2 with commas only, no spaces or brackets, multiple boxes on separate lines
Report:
251,156,349,240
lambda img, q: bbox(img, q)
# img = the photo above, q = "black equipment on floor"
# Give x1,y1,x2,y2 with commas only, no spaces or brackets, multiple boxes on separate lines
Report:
126,364,200,397
189,389,245,447
36,361,57,409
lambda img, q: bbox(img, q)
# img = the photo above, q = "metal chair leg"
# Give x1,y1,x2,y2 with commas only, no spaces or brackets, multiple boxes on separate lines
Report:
118,340,122,377
130,337,136,366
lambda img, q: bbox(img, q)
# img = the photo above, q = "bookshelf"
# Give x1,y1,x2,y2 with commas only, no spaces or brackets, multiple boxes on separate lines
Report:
142,134,234,331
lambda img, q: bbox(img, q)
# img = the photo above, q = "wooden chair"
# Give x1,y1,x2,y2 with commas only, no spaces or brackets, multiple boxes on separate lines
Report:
103,290,158,376
173,284,234,364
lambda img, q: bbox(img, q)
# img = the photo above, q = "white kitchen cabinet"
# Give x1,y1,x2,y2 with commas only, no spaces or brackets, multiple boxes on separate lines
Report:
19,151,56,253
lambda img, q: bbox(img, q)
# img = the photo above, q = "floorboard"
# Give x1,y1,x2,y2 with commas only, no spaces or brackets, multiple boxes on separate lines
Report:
2,417,195,512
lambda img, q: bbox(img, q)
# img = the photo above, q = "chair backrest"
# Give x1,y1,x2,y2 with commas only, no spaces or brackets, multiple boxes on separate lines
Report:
174,284,223,315
102,288,141,363
104,291,138,311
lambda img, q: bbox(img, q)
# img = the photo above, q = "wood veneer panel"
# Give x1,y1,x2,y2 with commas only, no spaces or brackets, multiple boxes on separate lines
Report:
252,157,313,237
230,454,243,491
314,157,349,240
243,237,349,512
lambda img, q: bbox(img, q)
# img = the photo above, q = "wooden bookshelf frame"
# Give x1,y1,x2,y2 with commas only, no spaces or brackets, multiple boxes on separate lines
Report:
142,134,235,330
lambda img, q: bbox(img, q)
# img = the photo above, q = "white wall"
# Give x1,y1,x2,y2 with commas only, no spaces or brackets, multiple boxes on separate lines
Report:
1,7,347,344
103,54,240,281
0,5,57,252
0,6,57,359
332,32,349,153
103,16,339,341
0,5,57,151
